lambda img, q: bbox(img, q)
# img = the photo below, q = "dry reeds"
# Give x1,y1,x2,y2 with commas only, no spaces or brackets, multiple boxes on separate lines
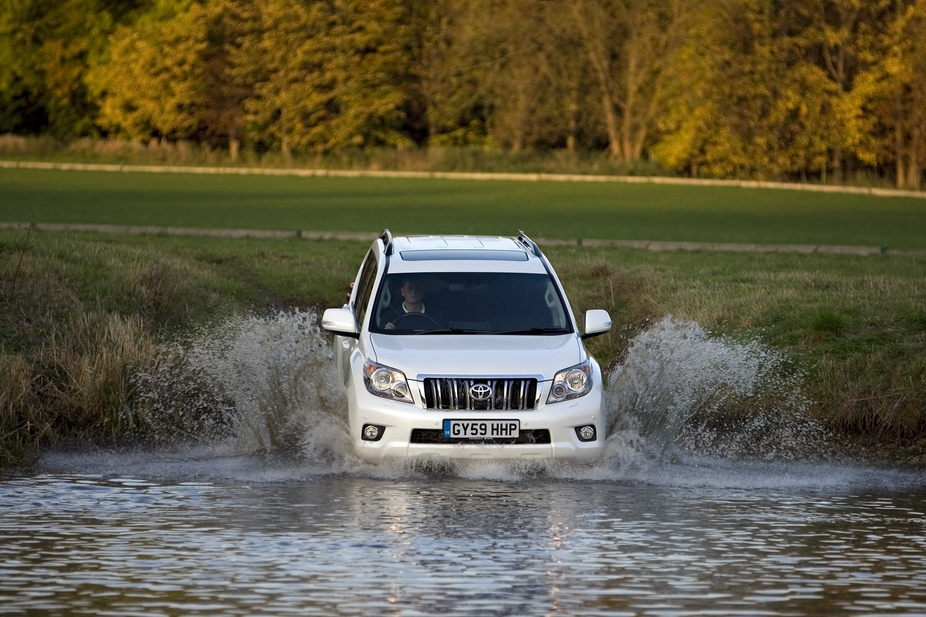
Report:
0,353,38,467
41,312,157,440
1,311,159,467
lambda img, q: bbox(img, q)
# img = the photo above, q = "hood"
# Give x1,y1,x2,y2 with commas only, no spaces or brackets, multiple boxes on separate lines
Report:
369,333,583,381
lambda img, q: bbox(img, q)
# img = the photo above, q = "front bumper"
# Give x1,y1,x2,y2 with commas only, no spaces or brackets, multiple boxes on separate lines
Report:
348,381,605,461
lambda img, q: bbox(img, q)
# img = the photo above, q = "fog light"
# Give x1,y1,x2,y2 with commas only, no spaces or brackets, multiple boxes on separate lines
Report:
362,424,385,441
575,425,597,442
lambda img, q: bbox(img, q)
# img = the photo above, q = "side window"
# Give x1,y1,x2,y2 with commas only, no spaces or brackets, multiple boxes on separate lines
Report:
354,250,379,328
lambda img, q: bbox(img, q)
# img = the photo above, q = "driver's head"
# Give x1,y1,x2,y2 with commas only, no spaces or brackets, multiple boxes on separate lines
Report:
400,280,425,304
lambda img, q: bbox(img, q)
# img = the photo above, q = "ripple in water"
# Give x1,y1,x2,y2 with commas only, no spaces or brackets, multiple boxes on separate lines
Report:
40,312,905,489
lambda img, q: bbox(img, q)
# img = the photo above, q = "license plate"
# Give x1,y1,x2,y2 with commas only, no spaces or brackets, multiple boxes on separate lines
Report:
442,419,520,439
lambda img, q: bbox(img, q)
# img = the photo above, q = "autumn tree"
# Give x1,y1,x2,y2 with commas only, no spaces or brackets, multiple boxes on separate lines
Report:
90,0,250,155
871,0,926,189
652,0,784,178
92,1,208,141
784,0,898,181
653,0,893,181
483,0,594,151
437,0,550,150
235,0,413,157
0,0,145,136
569,0,691,161
2,0,925,188
399,0,458,143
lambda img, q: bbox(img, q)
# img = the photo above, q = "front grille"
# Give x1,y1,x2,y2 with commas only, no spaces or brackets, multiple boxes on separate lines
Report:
410,429,551,445
423,378,538,411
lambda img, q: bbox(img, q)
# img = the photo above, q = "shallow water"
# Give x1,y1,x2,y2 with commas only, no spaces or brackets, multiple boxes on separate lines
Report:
3,456,926,616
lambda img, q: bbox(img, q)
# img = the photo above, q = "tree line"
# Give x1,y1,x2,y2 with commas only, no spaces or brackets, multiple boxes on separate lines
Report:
2,0,925,188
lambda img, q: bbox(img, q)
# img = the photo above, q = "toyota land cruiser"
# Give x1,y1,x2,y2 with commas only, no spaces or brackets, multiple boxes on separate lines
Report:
321,230,611,462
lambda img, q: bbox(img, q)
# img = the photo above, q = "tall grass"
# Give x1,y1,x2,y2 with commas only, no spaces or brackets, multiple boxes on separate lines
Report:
2,312,158,467
0,134,672,177
1,352,36,466
2,134,912,189
43,312,156,440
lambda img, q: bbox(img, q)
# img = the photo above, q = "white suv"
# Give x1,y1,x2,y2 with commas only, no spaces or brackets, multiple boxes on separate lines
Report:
322,230,611,462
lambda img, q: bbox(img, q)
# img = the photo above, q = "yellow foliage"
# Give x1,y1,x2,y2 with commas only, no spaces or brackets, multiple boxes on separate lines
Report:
92,6,210,139
238,0,413,154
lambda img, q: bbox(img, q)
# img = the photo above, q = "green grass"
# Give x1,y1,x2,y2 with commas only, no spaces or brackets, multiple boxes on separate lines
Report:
2,167,926,249
0,231,358,348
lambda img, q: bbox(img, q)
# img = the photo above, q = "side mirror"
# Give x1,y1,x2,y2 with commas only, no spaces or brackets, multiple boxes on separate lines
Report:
322,307,360,338
581,309,612,339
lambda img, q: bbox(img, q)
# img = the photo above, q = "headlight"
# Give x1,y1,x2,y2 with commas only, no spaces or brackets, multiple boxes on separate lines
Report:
363,360,413,404
547,360,593,403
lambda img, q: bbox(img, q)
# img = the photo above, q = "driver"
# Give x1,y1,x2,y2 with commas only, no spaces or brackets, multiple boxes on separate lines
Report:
383,279,439,330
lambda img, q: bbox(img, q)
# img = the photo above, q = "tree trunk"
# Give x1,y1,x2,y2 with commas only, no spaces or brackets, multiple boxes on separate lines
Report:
895,116,905,188
621,44,638,161
913,123,924,190
281,109,291,164
603,92,622,159
573,0,622,159
512,83,527,153
566,88,579,153
909,151,920,191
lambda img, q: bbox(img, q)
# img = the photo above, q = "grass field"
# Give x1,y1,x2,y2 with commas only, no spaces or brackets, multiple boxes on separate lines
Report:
2,167,926,249
2,167,926,469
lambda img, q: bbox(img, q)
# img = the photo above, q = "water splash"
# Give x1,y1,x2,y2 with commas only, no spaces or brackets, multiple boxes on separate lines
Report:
112,312,846,486
603,316,828,465
134,310,358,472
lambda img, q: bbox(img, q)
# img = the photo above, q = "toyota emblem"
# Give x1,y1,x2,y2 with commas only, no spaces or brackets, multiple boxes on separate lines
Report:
469,384,492,401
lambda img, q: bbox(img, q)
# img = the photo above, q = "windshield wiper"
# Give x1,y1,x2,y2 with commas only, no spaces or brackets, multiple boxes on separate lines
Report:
411,328,485,335
488,327,572,335
405,327,572,335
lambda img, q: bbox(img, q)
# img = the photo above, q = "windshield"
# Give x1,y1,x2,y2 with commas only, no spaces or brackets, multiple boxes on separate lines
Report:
369,272,572,335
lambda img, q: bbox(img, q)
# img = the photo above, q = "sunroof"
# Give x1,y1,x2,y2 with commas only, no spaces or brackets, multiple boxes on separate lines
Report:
399,249,529,262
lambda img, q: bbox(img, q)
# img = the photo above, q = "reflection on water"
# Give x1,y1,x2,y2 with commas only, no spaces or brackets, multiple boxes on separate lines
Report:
3,462,926,616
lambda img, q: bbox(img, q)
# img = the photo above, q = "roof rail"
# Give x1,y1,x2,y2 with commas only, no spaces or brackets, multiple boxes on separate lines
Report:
380,229,394,256
516,230,542,257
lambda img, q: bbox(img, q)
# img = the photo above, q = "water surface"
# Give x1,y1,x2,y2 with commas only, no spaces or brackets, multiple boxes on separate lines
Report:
3,455,926,616
4,313,925,615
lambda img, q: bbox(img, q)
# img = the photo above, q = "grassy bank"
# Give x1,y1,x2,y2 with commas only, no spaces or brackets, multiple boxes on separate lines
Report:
2,229,924,469
2,167,926,249
0,230,359,467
